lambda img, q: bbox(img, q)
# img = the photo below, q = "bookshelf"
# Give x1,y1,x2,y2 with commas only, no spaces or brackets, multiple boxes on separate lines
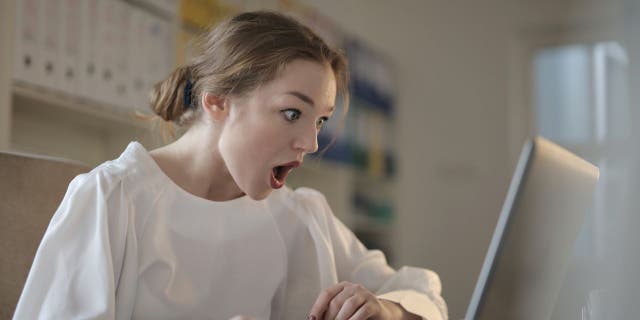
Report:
2,0,182,164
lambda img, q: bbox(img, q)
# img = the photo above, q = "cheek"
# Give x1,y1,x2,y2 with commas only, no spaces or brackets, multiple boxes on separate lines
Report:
218,119,285,176
242,114,289,148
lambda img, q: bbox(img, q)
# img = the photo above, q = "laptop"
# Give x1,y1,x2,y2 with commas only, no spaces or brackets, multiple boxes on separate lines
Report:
464,137,600,320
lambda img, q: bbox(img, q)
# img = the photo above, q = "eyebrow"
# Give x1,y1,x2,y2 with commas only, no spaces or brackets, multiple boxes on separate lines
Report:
285,91,335,111
286,91,315,107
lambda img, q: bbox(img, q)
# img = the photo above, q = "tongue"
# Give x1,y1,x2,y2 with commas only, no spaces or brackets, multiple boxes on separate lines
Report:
271,167,285,189
275,166,286,181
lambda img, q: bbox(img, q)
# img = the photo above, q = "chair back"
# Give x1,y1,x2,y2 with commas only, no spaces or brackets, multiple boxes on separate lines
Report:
0,151,89,319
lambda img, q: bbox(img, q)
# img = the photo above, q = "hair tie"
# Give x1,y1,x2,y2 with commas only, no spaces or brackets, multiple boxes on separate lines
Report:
183,79,194,109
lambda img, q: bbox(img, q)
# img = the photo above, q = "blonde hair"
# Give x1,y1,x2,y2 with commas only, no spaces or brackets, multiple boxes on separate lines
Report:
149,11,349,133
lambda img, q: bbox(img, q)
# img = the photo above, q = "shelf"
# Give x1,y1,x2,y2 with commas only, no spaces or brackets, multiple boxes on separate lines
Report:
125,0,178,22
12,81,152,131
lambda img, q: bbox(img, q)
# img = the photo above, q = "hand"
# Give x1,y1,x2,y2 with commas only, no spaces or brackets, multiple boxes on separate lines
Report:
308,281,396,320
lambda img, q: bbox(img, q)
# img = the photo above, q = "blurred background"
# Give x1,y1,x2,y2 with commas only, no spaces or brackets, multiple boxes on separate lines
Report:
1,0,639,319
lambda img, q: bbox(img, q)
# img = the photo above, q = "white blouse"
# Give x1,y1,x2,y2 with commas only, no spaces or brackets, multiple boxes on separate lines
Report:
14,142,447,320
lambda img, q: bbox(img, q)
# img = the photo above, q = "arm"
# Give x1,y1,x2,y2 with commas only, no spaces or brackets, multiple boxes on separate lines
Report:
330,215,447,320
13,171,129,319
308,281,425,320
382,300,421,320
301,189,447,320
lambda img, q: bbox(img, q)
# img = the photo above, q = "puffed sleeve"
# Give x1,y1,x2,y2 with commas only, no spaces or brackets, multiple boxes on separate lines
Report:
13,169,130,319
297,188,448,320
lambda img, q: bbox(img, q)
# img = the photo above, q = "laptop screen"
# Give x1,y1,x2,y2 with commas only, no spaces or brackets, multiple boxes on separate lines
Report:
465,137,599,320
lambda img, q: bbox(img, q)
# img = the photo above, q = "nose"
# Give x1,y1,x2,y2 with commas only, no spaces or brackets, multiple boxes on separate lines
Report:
293,126,319,154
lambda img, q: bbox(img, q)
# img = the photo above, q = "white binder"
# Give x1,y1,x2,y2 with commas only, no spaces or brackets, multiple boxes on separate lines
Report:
13,0,42,86
156,17,176,91
140,0,179,17
159,0,180,17
59,0,83,96
39,0,63,92
95,0,119,105
80,0,101,102
128,8,151,111
112,0,133,109
142,14,175,112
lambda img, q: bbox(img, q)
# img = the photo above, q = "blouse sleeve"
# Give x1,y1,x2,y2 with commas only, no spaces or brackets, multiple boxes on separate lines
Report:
298,188,448,320
13,169,130,320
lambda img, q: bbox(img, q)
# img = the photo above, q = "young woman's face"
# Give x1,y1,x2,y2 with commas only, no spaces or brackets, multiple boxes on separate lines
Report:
218,59,337,200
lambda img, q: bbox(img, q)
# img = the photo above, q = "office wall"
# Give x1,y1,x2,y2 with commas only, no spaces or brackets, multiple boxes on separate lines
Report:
286,0,622,318
284,1,512,317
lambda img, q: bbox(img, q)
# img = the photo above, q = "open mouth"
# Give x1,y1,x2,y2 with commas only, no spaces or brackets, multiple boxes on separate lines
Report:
270,161,300,189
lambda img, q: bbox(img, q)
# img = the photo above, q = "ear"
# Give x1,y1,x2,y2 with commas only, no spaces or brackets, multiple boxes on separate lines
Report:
201,92,229,122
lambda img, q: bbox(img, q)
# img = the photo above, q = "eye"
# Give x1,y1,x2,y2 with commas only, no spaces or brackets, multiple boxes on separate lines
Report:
316,117,329,130
281,109,301,122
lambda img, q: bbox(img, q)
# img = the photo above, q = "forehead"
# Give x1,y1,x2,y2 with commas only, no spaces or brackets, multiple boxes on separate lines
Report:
254,60,337,106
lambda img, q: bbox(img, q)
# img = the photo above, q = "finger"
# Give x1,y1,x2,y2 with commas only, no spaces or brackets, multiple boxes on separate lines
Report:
325,285,359,320
348,303,375,320
335,295,366,320
308,283,347,319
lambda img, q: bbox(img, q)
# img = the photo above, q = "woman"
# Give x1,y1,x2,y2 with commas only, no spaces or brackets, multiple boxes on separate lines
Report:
14,11,447,320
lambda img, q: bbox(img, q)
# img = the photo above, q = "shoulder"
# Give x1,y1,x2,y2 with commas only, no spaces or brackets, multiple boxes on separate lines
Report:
292,186,329,206
268,186,334,230
271,186,330,212
66,141,163,200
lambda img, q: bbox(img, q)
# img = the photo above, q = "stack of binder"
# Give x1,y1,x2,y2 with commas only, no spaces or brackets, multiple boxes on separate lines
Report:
13,0,179,113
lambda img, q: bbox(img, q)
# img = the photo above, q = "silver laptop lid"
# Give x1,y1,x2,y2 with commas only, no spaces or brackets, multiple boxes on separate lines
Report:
465,137,599,320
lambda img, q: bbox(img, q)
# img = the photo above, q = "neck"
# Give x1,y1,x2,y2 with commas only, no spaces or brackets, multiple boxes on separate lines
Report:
150,125,245,202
